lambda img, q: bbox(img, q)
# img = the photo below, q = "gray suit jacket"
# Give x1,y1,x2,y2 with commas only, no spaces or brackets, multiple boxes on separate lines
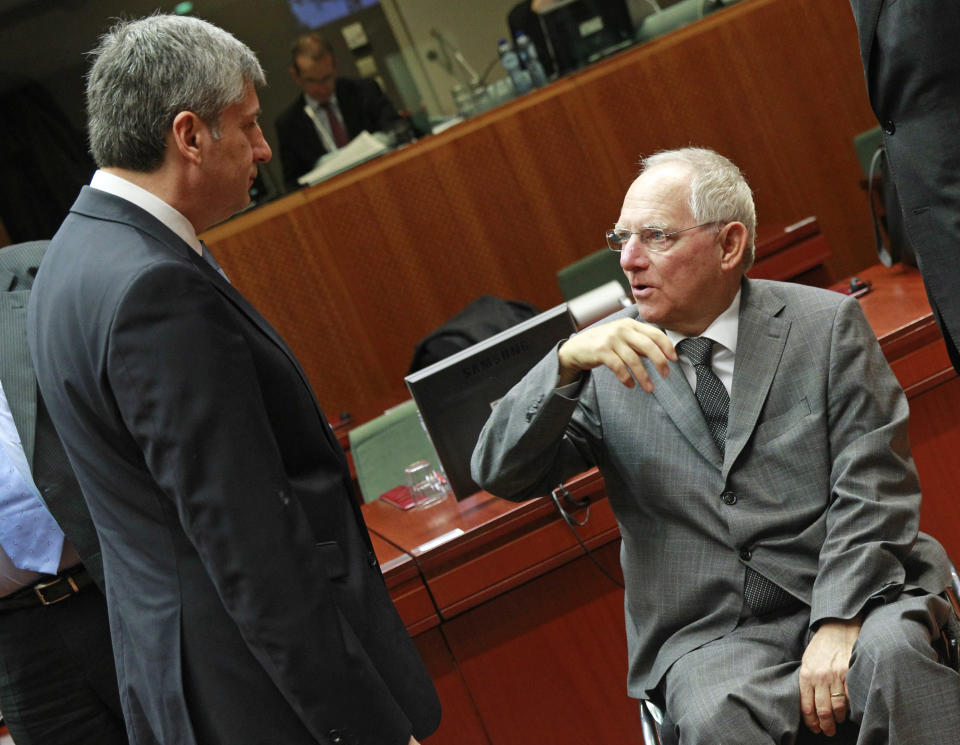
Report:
0,240,104,587
28,187,439,745
472,278,949,698
849,0,960,370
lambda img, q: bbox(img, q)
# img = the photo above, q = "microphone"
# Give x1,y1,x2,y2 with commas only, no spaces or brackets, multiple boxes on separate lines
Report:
428,28,480,87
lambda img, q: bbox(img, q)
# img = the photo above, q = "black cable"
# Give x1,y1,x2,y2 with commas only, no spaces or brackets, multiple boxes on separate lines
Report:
550,484,624,589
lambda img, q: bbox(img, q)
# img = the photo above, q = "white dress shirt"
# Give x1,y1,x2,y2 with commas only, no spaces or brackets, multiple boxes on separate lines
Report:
91,169,203,255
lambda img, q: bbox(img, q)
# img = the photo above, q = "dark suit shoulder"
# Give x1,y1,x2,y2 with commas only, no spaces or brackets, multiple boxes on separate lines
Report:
274,94,308,130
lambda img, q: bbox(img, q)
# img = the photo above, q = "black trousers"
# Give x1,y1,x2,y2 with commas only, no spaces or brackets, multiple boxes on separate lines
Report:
0,586,127,745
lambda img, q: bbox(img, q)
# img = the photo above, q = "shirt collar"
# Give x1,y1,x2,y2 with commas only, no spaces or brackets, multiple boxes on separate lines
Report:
664,287,741,355
90,169,203,256
304,92,339,110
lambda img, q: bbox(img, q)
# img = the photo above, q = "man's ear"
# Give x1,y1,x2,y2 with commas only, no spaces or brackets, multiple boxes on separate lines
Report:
288,64,300,85
171,111,204,165
718,221,748,271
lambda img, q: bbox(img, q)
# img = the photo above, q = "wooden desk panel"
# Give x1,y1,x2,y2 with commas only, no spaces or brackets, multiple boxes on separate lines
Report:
908,377,960,563
371,537,490,743
415,628,492,745
365,471,615,618
440,543,640,745
370,533,439,635
835,263,960,560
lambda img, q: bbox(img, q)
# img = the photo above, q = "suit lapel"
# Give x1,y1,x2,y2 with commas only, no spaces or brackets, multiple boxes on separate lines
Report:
186,250,346,460
650,355,723,468
625,306,722,467
850,0,882,75
73,188,347,463
724,280,789,474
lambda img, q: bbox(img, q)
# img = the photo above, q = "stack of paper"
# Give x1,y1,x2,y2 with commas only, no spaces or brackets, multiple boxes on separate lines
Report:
297,130,388,186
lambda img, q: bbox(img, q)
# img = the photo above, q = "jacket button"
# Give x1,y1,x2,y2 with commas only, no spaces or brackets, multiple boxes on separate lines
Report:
721,491,737,505
883,119,896,135
740,547,752,561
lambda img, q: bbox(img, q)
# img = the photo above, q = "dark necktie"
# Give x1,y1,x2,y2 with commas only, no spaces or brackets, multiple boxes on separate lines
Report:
320,102,349,148
677,337,728,453
678,336,796,616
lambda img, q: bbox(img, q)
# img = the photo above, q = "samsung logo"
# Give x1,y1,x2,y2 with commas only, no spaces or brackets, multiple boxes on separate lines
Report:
460,339,531,380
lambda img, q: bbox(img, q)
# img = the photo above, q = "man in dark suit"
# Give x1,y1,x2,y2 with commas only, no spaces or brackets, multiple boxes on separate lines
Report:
0,240,126,745
275,32,402,190
473,148,960,744
28,15,439,745
848,1,960,373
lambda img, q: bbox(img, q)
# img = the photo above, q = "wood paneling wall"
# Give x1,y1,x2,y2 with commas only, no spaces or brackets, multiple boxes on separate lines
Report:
202,0,878,422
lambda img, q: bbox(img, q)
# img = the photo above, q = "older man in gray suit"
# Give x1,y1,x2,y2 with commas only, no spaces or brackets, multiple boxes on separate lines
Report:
472,148,960,744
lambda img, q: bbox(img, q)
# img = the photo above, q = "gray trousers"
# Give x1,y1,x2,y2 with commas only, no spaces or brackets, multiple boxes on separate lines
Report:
657,593,960,745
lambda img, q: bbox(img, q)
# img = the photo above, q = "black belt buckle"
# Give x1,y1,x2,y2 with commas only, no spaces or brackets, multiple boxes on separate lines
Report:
33,575,79,606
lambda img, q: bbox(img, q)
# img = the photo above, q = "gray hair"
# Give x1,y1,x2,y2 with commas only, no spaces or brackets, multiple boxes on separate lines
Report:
86,14,266,171
640,147,757,271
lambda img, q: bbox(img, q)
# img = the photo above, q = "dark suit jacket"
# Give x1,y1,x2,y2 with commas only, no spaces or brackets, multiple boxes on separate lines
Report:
850,0,960,370
473,279,949,698
28,187,440,745
0,240,105,588
275,77,400,190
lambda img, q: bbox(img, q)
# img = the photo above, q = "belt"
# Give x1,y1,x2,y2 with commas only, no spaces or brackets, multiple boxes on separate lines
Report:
0,564,93,612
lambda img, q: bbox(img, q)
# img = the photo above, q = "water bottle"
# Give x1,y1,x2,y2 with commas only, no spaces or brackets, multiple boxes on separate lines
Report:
515,31,547,88
498,38,532,96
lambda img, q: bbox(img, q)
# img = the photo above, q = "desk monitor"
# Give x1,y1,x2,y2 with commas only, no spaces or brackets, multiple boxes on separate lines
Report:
538,0,634,76
405,304,575,499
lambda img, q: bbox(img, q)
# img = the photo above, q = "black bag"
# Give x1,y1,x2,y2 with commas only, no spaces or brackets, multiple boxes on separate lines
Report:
407,295,539,374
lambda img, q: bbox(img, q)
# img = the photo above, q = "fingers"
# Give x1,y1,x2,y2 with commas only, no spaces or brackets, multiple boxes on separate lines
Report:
798,618,860,736
799,675,847,736
558,320,677,391
832,685,849,724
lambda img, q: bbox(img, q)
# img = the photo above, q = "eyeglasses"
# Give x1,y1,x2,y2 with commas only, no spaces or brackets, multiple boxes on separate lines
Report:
606,222,720,253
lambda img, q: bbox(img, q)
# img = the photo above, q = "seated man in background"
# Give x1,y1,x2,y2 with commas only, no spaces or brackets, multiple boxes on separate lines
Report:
472,147,960,744
276,32,402,190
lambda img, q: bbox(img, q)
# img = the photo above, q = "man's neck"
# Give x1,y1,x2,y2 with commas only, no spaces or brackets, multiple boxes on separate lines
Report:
100,166,208,234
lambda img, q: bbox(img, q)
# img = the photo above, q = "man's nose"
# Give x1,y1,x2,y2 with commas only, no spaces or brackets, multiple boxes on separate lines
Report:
619,237,650,270
255,129,272,163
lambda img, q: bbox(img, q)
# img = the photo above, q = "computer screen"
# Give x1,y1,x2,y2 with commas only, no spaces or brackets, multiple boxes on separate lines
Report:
538,0,634,76
286,0,379,28
405,304,576,499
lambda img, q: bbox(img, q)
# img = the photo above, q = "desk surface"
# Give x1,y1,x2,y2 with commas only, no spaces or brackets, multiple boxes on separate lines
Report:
365,469,616,619
836,263,954,396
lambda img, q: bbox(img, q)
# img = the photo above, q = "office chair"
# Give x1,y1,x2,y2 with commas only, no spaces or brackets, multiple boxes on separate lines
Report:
556,248,631,302
347,400,442,503
638,560,960,745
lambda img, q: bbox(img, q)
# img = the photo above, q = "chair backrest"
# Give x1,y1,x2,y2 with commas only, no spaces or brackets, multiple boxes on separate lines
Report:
348,400,442,503
557,248,631,302
853,125,883,179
